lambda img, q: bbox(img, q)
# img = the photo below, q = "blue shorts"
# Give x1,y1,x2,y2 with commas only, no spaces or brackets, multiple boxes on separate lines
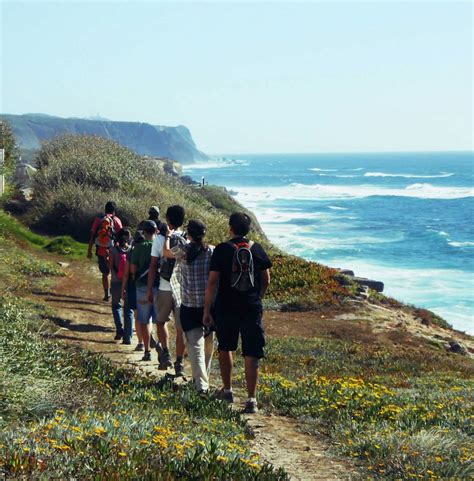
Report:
136,285,158,325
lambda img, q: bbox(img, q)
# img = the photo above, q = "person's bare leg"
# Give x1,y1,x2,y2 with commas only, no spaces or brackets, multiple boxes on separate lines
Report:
102,273,109,297
244,356,259,398
141,323,151,351
175,325,186,358
219,351,233,390
134,311,142,343
157,322,169,349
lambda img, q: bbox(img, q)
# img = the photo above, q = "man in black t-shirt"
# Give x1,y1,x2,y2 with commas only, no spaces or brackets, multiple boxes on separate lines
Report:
203,212,272,414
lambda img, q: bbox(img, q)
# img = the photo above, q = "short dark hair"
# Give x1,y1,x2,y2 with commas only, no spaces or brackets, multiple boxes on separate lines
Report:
142,220,157,234
229,212,251,236
166,205,185,229
105,201,116,214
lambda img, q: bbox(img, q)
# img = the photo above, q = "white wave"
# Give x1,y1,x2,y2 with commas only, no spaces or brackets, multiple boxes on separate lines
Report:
319,173,358,178
319,259,474,334
328,206,348,210
349,168,365,171
448,241,474,248
234,183,473,202
183,160,248,170
309,167,339,172
364,172,454,179
438,231,449,237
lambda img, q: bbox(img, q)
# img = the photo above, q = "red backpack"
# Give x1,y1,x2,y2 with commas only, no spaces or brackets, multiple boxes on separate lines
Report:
94,214,117,249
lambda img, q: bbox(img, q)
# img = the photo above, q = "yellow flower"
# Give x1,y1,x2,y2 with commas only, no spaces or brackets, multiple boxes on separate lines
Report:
118,451,127,457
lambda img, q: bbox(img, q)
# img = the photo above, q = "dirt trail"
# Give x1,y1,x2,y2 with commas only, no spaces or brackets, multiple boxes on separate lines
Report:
36,260,356,481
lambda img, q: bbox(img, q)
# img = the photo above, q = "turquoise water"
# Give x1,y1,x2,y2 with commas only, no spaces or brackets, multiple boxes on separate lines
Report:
184,152,474,333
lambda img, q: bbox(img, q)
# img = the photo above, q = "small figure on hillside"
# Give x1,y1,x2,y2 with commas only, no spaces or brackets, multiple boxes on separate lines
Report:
109,228,133,342
87,201,123,301
203,212,272,414
137,205,167,238
147,205,187,375
163,219,215,393
130,220,159,361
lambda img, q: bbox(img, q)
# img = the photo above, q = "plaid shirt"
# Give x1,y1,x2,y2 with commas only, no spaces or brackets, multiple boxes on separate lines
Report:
169,263,182,307
172,243,213,308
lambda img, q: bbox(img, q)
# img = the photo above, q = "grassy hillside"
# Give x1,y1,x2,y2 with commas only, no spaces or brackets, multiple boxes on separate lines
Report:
22,134,350,311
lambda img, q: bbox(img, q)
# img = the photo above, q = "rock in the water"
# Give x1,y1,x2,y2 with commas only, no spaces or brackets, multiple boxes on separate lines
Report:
338,269,355,277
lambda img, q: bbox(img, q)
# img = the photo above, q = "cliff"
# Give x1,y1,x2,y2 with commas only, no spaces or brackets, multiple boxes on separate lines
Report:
0,113,209,164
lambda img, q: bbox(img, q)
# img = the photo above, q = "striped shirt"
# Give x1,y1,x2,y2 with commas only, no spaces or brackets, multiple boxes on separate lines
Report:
172,243,213,308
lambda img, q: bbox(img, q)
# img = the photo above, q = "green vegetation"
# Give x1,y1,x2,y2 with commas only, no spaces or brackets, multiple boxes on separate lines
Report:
252,336,474,480
0,120,18,192
29,134,350,309
0,297,287,480
0,209,87,259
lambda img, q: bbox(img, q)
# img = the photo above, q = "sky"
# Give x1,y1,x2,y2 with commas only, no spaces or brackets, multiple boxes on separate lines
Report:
1,1,472,154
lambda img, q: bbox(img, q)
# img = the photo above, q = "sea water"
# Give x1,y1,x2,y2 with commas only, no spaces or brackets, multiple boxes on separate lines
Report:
184,152,474,334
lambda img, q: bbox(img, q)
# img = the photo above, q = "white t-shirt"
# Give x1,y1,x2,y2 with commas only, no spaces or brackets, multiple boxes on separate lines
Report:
150,231,183,292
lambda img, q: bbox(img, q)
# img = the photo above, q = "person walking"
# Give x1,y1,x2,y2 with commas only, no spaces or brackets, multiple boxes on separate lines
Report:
147,205,187,375
163,219,214,393
109,228,134,342
87,201,123,301
130,220,159,361
203,212,272,414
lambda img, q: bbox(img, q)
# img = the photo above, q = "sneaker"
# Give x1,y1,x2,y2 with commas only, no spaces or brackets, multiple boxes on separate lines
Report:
141,351,151,362
216,389,234,403
114,332,123,341
134,343,144,352
122,340,131,345
197,389,209,397
158,350,173,370
174,360,185,377
243,399,258,414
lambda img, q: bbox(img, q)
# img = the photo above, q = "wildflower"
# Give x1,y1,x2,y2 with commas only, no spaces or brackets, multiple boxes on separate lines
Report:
118,452,127,457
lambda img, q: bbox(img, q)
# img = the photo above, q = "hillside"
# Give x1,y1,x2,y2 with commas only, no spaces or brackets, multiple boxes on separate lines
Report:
0,113,209,164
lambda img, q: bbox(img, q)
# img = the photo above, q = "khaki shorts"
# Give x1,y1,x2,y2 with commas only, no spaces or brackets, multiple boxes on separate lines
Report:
155,289,181,329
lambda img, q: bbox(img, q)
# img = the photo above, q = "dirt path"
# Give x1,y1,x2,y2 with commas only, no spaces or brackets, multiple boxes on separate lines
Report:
36,260,356,480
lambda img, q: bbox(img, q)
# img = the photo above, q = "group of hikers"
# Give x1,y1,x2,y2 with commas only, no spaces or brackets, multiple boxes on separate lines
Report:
87,202,272,414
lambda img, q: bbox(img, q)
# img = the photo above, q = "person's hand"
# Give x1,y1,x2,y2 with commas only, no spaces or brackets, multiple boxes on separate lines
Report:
203,312,214,326
147,289,154,304
122,289,127,301
87,250,92,259
166,225,174,237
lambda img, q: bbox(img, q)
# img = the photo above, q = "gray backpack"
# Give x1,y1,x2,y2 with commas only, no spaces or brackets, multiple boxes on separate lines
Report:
227,240,255,291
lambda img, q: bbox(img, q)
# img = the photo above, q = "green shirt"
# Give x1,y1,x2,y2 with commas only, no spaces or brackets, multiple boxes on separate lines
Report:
130,240,155,287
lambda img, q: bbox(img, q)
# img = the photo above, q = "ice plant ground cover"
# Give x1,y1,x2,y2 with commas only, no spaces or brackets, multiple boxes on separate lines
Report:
246,337,474,480
0,296,287,480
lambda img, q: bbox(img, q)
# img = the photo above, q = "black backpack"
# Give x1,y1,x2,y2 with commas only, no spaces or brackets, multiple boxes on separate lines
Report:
160,233,187,282
227,240,255,291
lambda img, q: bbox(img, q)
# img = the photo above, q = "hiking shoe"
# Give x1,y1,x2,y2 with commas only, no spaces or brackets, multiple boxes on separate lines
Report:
158,350,173,370
114,332,123,341
243,399,258,414
134,343,144,352
141,351,152,362
122,340,131,345
216,389,234,403
174,361,185,377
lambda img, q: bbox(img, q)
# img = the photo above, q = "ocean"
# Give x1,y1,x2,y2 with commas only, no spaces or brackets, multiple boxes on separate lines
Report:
183,152,474,334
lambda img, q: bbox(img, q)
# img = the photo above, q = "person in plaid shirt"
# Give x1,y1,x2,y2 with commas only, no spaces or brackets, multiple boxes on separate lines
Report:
163,219,214,393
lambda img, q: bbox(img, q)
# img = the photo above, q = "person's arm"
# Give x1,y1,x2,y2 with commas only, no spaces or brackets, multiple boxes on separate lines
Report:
163,231,175,259
87,218,97,259
108,250,114,273
203,271,219,325
260,269,270,298
147,256,159,302
121,261,130,300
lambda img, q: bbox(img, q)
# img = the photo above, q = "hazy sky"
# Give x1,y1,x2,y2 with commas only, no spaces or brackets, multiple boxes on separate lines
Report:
1,1,472,153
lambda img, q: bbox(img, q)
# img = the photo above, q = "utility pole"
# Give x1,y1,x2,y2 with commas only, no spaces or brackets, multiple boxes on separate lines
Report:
0,148,4,196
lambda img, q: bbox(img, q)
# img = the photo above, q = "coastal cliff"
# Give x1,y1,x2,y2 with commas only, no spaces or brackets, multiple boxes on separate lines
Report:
0,113,209,164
